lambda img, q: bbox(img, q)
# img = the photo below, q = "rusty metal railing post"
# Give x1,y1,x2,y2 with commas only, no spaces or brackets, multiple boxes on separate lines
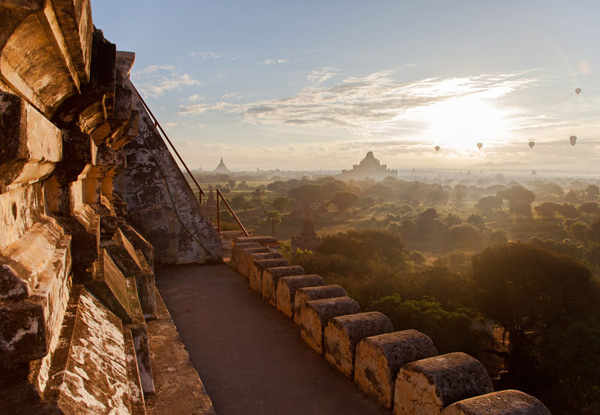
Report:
216,189,250,237
216,192,221,235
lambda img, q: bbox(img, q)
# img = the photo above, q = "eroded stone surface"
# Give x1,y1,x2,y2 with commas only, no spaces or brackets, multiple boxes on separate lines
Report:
293,285,347,325
236,246,271,277
249,257,288,293
441,390,551,415
229,242,260,271
262,265,305,305
233,235,278,247
355,330,438,409
394,352,493,415
324,312,393,378
55,289,132,414
298,296,360,354
276,274,324,318
114,81,223,264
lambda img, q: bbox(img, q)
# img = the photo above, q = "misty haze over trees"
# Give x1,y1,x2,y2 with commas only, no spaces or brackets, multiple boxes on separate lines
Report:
192,166,600,415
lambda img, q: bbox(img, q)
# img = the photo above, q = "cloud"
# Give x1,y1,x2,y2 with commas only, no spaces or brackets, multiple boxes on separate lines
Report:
132,65,202,98
259,58,288,64
179,70,536,136
189,52,224,59
307,67,338,85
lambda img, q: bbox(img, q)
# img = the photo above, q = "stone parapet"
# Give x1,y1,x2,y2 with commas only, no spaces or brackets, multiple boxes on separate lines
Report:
293,284,347,325
394,352,493,415
276,274,324,318
249,257,289,293
261,265,305,306
354,329,438,409
441,390,551,415
229,241,261,271
298,296,360,354
324,311,394,378
237,248,274,277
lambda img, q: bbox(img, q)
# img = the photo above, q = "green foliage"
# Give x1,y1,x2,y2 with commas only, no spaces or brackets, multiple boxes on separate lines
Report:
315,229,406,267
448,223,485,250
330,191,360,212
271,196,291,211
469,242,600,414
372,295,490,358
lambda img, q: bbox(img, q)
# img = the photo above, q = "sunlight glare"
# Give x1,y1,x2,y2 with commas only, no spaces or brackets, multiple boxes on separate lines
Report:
414,94,517,150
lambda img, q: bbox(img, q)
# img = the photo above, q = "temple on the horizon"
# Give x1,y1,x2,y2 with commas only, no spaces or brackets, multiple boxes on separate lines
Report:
340,151,397,181
213,157,231,173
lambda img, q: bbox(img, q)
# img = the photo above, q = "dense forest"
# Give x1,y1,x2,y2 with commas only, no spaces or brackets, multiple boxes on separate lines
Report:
195,171,600,415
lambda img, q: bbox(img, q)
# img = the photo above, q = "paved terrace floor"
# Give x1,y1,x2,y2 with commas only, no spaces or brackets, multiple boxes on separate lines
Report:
155,264,390,415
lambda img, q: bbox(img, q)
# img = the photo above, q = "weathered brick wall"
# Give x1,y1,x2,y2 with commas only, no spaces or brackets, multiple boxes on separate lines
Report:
0,2,218,413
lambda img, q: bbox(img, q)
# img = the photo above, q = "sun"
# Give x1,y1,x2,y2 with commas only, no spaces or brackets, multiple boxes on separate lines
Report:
416,94,517,150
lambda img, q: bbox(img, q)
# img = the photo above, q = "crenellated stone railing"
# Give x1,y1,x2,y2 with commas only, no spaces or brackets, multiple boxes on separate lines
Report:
230,236,552,415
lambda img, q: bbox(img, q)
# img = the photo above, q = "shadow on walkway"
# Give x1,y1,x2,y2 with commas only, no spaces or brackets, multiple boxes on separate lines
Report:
156,264,390,415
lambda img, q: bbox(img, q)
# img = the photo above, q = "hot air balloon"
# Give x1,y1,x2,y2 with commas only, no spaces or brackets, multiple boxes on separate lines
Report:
435,145,440,152
575,88,581,95
477,142,483,150
569,135,577,146
528,141,535,149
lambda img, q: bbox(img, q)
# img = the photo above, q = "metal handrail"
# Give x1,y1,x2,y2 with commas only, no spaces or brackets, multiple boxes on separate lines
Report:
130,83,205,205
216,189,250,237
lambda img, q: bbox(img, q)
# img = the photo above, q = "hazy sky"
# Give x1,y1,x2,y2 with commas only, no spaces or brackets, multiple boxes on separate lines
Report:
92,1,600,172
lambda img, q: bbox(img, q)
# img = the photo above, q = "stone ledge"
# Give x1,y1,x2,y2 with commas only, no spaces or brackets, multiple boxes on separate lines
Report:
237,248,275,278
355,329,438,409
324,311,394,378
249,257,288,293
298,296,360,355
293,284,347,325
229,242,260,272
394,352,493,415
441,390,551,415
261,265,305,306
276,274,324,318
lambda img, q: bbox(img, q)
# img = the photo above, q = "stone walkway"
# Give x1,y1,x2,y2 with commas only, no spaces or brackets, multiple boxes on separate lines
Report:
155,264,390,415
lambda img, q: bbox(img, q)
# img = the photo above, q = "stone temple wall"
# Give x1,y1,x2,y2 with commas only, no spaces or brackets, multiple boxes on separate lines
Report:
0,2,218,413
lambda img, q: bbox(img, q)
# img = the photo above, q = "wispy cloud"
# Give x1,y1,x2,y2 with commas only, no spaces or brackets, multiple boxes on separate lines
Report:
259,58,288,65
133,65,202,98
179,71,535,136
307,67,338,85
189,52,224,59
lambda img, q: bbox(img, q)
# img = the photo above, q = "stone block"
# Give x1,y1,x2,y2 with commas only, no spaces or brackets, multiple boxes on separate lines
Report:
233,235,279,248
86,249,133,324
0,93,62,192
249,258,289,293
52,288,133,414
293,285,347,325
298,297,360,354
262,265,305,306
237,248,273,277
276,274,324,318
355,329,438,409
0,183,44,251
229,242,260,271
0,218,71,365
441,390,551,415
123,327,146,415
394,352,493,415
0,1,91,117
118,220,154,270
131,324,155,396
324,312,394,378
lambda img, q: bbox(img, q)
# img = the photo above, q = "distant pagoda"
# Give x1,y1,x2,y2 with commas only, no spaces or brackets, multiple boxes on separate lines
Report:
340,151,397,181
213,157,231,173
